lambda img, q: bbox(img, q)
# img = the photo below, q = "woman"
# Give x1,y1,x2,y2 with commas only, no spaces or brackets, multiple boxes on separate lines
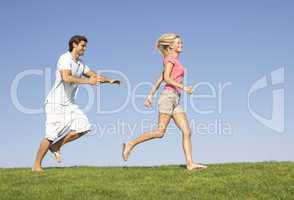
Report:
122,33,207,170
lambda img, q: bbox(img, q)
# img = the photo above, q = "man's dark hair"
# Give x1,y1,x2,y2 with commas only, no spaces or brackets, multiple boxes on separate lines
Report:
68,35,88,52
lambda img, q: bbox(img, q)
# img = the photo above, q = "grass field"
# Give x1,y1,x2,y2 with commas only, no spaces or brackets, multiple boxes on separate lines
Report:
0,162,293,200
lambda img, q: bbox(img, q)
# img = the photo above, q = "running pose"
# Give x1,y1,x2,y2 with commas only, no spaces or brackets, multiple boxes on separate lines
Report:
32,35,120,172
122,33,207,170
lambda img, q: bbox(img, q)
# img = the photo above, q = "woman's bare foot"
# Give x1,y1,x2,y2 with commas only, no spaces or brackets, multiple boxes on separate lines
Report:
32,165,44,172
122,143,134,161
187,163,207,171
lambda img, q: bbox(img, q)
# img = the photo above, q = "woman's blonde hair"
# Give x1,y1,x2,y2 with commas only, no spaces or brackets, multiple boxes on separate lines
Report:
155,33,180,56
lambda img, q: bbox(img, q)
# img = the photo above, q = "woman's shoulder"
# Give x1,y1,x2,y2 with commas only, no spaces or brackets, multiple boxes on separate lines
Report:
163,56,178,65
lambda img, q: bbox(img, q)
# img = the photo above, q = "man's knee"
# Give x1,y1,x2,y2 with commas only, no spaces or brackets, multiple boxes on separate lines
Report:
77,130,90,137
154,129,166,138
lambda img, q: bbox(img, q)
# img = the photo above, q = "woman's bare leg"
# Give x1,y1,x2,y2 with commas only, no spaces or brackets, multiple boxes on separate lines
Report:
122,113,172,161
172,112,207,170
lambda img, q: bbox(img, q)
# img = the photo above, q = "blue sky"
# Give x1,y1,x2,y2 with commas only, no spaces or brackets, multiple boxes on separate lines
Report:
0,0,293,167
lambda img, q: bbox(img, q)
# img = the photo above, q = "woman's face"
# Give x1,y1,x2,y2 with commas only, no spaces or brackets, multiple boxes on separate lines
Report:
173,37,183,53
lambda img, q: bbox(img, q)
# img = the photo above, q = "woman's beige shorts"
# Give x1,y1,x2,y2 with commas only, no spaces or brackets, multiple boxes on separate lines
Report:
158,90,184,115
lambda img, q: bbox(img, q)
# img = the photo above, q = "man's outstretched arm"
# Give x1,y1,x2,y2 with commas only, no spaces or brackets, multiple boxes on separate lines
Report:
60,69,95,84
83,69,120,85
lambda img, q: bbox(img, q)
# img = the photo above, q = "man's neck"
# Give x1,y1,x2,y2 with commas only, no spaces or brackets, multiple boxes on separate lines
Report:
70,51,80,62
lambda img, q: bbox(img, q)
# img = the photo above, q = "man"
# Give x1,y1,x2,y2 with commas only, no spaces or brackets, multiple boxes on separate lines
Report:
32,35,120,172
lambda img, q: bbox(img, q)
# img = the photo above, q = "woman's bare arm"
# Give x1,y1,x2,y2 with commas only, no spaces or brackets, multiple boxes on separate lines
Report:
147,72,164,97
144,72,164,108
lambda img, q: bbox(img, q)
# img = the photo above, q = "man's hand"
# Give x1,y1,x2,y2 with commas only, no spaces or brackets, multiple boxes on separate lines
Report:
84,69,120,86
88,76,98,85
110,79,121,85
88,75,121,86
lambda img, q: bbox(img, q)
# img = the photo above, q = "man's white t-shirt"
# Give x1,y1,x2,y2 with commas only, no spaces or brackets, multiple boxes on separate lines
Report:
45,51,90,105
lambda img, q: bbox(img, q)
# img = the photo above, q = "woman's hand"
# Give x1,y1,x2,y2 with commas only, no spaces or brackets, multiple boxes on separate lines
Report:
144,95,153,108
183,86,193,94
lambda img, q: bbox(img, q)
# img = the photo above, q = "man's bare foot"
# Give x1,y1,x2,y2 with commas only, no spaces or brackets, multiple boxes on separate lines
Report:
122,143,133,161
49,145,62,163
187,163,208,171
32,166,44,172
53,151,62,163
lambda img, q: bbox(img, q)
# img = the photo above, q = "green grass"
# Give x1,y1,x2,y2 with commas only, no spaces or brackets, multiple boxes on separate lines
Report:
0,162,293,200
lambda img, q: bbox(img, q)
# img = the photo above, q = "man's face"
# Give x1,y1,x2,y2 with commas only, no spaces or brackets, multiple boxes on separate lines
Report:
73,40,87,56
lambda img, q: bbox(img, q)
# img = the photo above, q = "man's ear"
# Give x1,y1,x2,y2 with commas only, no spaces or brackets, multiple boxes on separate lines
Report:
72,42,78,49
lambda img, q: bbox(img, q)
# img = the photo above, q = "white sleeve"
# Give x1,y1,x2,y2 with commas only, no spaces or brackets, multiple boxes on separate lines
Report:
57,56,71,70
